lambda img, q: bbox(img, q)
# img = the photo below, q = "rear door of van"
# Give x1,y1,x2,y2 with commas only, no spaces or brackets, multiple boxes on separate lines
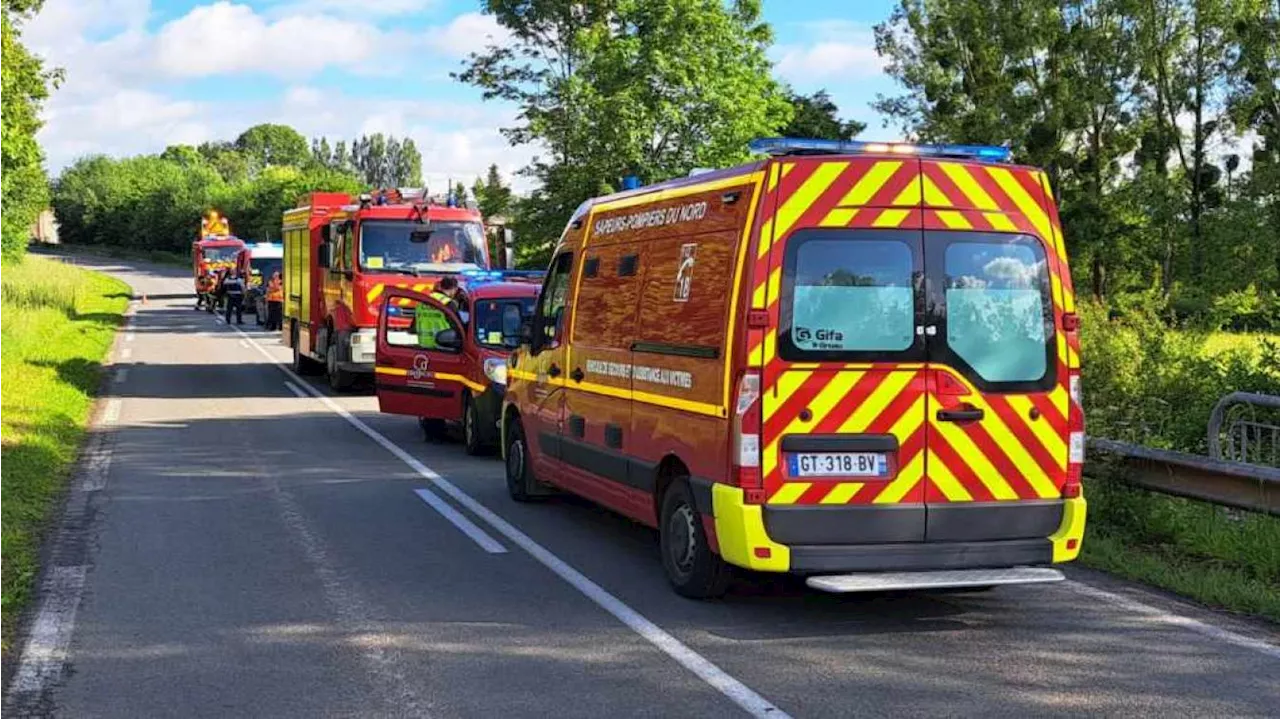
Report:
756,156,931,545
918,160,1070,541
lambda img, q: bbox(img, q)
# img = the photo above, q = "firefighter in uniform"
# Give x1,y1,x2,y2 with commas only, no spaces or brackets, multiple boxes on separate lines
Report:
196,272,215,310
265,271,284,331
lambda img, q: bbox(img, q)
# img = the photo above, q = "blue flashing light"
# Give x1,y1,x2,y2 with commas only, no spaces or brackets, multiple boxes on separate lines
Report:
748,137,1011,163
459,269,545,284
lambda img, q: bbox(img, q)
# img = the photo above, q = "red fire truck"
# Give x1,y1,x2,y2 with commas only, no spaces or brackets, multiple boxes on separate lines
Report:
282,190,491,390
192,210,248,297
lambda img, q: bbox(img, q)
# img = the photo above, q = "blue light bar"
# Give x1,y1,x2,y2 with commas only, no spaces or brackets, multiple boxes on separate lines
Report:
460,269,546,283
748,137,1011,163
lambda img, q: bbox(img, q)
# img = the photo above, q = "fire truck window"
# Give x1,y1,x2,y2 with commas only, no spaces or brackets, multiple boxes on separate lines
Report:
536,253,573,345
331,223,348,271
359,220,486,271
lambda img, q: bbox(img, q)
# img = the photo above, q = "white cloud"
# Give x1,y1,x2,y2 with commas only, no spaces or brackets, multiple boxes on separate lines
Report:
773,20,886,83
266,0,437,19
154,2,383,78
423,12,510,59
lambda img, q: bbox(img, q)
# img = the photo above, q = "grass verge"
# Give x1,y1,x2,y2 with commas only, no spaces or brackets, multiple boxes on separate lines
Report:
1,256,131,655
34,243,188,267
1081,475,1280,623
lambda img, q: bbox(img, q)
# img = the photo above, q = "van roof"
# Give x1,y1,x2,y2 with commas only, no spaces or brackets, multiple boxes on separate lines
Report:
568,160,767,225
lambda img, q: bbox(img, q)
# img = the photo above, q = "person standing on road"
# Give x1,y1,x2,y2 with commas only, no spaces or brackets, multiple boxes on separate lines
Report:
265,271,284,331
222,269,247,325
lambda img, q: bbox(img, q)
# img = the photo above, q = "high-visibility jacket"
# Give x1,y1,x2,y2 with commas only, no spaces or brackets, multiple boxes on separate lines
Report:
415,301,451,349
266,278,283,302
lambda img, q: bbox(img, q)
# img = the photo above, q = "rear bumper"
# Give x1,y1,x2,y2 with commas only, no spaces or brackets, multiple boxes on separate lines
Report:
708,484,1086,575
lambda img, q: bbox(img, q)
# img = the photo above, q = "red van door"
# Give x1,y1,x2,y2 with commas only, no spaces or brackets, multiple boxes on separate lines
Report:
374,290,469,419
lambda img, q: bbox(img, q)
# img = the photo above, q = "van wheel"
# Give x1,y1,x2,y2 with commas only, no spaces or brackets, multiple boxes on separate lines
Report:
326,331,356,391
291,323,321,375
660,480,731,599
462,395,487,456
419,417,448,442
504,420,545,502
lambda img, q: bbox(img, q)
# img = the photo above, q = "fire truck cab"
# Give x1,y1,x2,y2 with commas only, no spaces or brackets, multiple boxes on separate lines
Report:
282,190,490,390
373,270,543,454
193,236,248,296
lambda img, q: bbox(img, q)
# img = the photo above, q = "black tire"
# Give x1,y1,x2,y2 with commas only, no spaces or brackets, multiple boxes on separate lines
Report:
660,480,731,599
462,395,487,456
291,323,321,375
326,330,356,391
419,417,448,442
504,419,542,502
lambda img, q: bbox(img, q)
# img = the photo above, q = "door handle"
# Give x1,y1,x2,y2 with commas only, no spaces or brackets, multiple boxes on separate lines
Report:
937,406,984,423
570,367,585,383
548,364,562,378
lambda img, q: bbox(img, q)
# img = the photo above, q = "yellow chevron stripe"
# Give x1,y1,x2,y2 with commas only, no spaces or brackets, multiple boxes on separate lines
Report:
821,483,864,505
930,415,1019,500
773,161,849,240
763,372,863,478
820,207,858,227
921,174,951,206
935,210,972,230
872,208,911,227
366,284,385,303
891,175,921,205
838,161,902,206
873,394,927,504
757,216,775,259
748,338,764,366
837,370,914,433
938,163,999,210
984,212,1017,231
752,266,781,308
769,482,810,505
986,167,1053,242
412,283,428,292
926,449,973,501
1006,395,1068,466
961,394,1059,498
762,331,777,367
764,370,814,419
781,164,796,180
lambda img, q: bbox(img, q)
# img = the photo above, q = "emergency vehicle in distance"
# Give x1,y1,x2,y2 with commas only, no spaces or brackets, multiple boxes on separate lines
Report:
192,210,248,295
282,189,489,390
245,242,283,320
501,137,1087,598
373,270,543,454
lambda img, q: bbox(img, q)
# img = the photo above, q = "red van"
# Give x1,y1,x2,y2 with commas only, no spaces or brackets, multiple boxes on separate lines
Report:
501,138,1087,598
374,271,542,454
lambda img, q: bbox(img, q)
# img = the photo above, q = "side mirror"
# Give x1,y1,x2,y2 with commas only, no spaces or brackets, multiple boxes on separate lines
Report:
435,328,462,350
317,243,330,268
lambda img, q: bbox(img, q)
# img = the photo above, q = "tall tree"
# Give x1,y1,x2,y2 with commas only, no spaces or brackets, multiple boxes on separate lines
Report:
2,0,58,262
197,141,250,183
235,123,311,170
779,89,865,141
457,0,792,265
347,133,421,187
474,164,513,219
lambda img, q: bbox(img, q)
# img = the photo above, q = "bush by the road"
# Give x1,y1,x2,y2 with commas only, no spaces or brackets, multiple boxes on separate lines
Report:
1,257,130,654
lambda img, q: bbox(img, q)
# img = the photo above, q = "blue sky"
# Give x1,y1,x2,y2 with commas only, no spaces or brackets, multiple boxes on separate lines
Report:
25,0,902,191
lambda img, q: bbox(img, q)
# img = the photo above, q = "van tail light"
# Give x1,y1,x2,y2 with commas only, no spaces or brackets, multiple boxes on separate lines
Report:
1064,371,1084,498
732,370,764,501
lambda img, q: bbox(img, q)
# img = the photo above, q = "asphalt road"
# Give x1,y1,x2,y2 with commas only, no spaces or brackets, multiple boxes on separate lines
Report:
6,255,1279,718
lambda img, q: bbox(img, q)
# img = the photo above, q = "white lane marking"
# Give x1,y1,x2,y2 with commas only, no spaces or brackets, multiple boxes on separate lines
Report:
232,325,788,718
214,316,224,324
7,566,89,695
81,431,112,492
413,489,507,554
125,332,135,342
239,339,249,348
1066,581,1280,661
103,399,122,424
120,347,132,361
283,381,308,398
114,367,128,383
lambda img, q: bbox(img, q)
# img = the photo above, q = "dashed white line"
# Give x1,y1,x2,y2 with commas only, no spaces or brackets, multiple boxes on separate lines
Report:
103,399,122,424
283,381,308,398
238,339,249,348
412,489,507,554
1066,581,1280,660
231,324,789,718
124,332,135,342
7,566,89,695
119,347,133,361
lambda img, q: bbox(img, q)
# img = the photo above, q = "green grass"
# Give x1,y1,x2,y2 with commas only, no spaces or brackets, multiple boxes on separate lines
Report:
1,256,131,654
1198,330,1280,358
1081,476,1280,622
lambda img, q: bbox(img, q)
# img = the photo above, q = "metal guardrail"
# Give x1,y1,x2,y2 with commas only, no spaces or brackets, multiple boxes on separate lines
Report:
1089,437,1280,516
1208,391,1280,467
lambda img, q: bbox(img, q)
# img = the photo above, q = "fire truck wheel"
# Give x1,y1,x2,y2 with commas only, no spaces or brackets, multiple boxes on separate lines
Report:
660,480,731,599
419,417,448,441
326,332,356,391
462,396,488,456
